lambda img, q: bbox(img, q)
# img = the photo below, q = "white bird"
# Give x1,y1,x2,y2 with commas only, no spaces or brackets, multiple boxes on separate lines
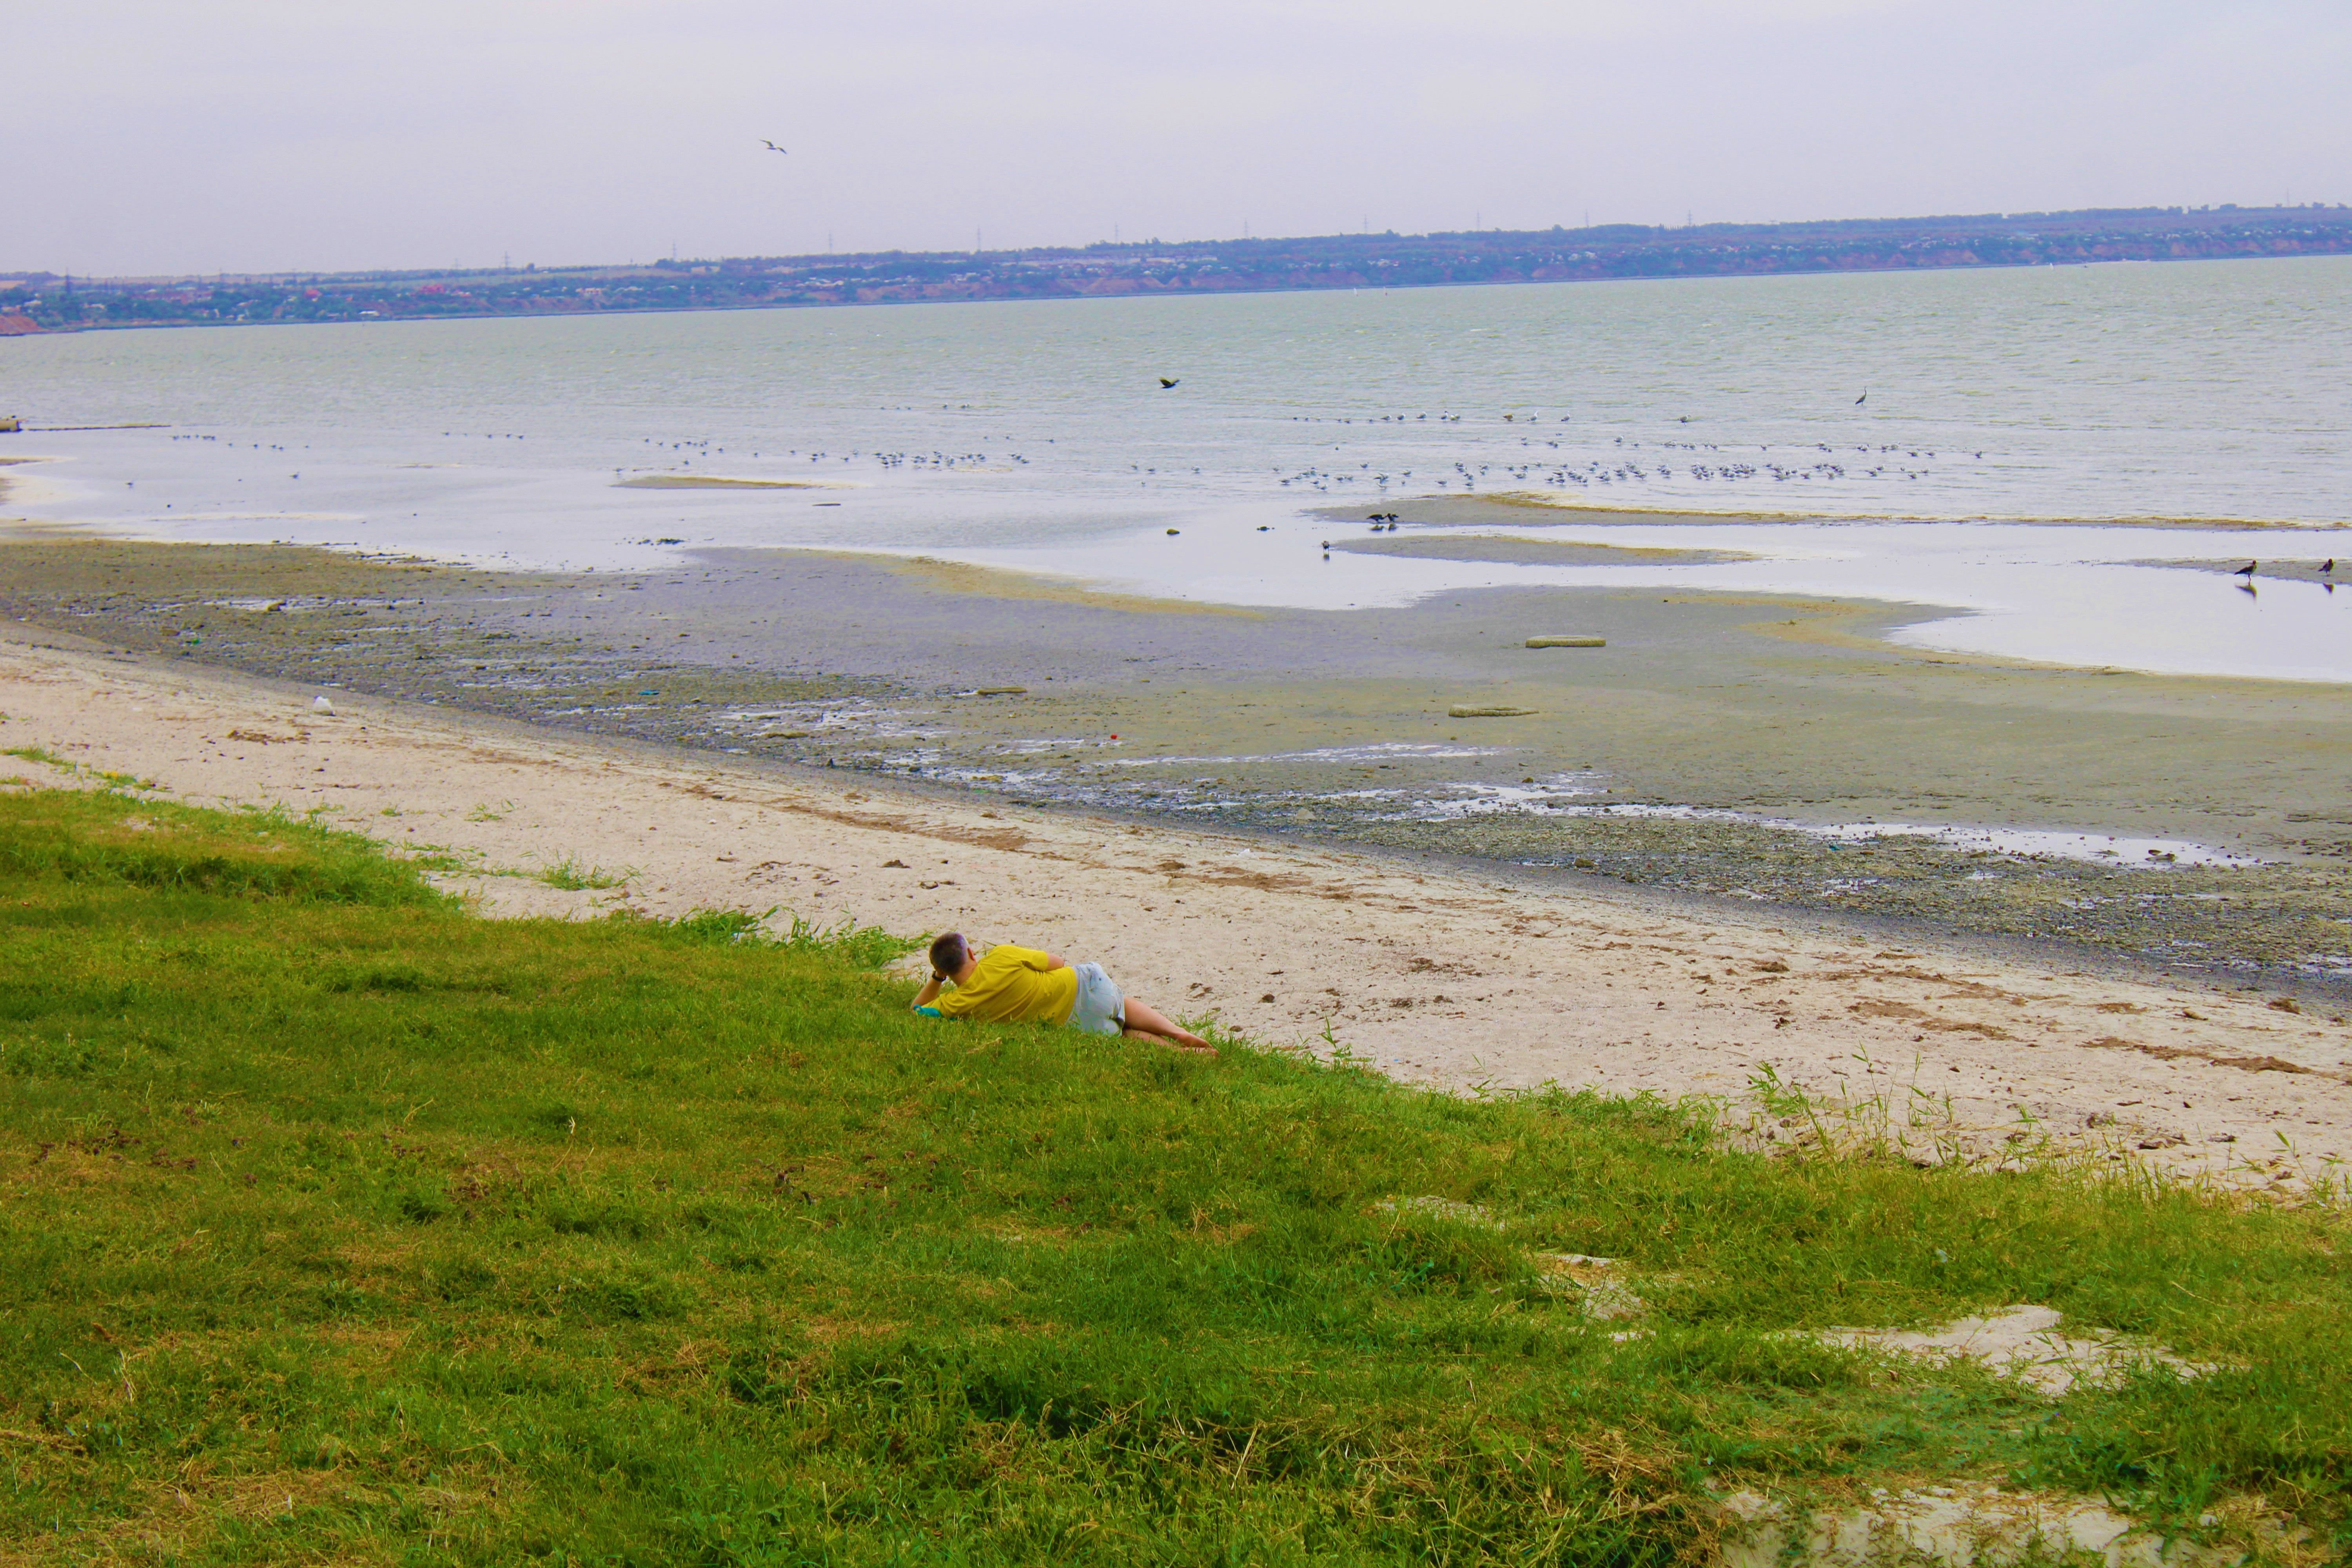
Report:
760,140,787,154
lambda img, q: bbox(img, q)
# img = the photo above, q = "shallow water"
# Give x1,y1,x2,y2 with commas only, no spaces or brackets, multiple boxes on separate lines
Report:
4,255,2348,678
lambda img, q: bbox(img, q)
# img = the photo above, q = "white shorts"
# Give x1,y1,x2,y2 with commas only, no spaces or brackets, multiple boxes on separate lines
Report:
1067,962,1126,1036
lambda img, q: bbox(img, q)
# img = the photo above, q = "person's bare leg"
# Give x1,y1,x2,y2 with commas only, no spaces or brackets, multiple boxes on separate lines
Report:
1120,999,1216,1055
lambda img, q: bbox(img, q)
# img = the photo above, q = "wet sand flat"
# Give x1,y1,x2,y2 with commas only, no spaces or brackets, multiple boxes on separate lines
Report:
4,537,2351,993
1328,533,1753,567
1407,495,2352,531
4,621,2347,1192
614,475,843,490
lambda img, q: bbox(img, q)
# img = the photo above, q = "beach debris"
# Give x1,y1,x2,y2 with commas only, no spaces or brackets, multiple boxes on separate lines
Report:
1810,1304,2213,1396
310,696,334,713
1524,635,1606,648
1448,704,1538,719
1717,1483,2249,1568
968,686,1026,697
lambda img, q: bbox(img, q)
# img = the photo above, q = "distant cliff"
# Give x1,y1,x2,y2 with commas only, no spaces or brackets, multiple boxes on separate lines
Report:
7,205,2348,332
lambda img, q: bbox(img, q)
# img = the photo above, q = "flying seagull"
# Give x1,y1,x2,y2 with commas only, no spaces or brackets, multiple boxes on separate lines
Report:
760,140,787,153
1159,377,1180,390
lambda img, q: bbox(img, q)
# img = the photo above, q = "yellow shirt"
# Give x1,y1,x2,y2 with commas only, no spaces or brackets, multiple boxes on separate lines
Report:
936,945,1077,1025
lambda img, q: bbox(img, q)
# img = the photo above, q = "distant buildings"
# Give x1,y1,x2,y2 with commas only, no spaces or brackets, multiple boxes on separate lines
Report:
6,206,2349,335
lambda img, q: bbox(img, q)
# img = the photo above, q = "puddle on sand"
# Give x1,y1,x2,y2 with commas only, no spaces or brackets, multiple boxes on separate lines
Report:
1105,740,1504,768
1396,786,2258,869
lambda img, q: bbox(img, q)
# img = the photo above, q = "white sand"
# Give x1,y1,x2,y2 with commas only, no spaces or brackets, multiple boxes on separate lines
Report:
6,626,2347,1191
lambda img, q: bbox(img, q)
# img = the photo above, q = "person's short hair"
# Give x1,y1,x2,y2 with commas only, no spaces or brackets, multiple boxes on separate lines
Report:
928,931,970,976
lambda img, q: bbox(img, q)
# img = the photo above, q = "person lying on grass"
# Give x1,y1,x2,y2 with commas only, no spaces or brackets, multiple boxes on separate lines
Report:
911,932,1217,1055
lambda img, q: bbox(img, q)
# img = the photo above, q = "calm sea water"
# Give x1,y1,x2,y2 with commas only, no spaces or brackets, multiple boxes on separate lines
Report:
5,256,2349,679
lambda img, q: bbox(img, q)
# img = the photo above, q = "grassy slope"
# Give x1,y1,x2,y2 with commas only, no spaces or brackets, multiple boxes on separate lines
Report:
0,789,2343,1565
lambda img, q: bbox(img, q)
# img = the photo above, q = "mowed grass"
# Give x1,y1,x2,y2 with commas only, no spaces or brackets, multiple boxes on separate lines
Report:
0,788,2344,1565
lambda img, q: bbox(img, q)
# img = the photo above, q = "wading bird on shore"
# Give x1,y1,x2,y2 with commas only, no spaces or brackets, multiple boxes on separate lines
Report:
2324,559,2336,574
2234,560,2257,582
1855,390,1868,406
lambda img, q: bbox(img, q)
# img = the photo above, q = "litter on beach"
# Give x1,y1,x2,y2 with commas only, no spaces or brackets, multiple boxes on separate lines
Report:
1525,635,1606,648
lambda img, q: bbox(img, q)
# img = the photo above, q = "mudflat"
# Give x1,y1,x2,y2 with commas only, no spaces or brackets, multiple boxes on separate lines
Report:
4,535,2348,995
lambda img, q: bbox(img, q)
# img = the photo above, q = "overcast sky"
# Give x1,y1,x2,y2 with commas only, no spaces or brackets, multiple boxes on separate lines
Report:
9,0,2348,277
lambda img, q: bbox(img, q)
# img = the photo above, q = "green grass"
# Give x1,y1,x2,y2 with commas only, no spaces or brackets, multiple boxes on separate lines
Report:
0,788,2344,1564
535,854,635,892
0,747,162,793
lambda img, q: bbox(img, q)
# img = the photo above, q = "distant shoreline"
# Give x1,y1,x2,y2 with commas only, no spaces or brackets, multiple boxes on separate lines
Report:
2,252,2340,342
6,205,2347,336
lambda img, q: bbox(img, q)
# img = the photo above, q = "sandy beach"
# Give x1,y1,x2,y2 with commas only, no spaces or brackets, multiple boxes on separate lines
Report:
7,620,2346,1191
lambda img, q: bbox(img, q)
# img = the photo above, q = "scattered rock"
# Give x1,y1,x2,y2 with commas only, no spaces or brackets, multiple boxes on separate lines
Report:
1812,1304,2212,1397
1531,1253,1647,1320
1377,1196,1501,1230
1718,1484,2245,1568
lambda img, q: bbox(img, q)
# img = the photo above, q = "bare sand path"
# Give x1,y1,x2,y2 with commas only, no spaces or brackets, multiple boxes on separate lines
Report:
5,625,2347,1191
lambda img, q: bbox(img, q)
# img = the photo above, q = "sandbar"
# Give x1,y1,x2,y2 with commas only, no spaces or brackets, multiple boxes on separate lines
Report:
1329,532,1753,567
821,550,1261,618
614,474,844,490
1445,494,2350,531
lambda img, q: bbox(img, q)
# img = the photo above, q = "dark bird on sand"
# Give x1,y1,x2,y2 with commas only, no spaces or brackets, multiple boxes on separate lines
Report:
2325,559,2336,574
2234,561,2257,581
760,140,787,153
1159,377,1180,390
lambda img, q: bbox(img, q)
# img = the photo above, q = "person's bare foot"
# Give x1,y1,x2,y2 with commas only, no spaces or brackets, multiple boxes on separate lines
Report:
1127,1025,1217,1057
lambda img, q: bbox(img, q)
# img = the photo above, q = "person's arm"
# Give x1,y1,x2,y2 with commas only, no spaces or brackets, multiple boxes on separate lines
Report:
913,971,947,1016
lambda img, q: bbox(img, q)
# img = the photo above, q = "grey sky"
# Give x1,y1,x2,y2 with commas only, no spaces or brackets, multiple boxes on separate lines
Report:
10,0,2348,277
